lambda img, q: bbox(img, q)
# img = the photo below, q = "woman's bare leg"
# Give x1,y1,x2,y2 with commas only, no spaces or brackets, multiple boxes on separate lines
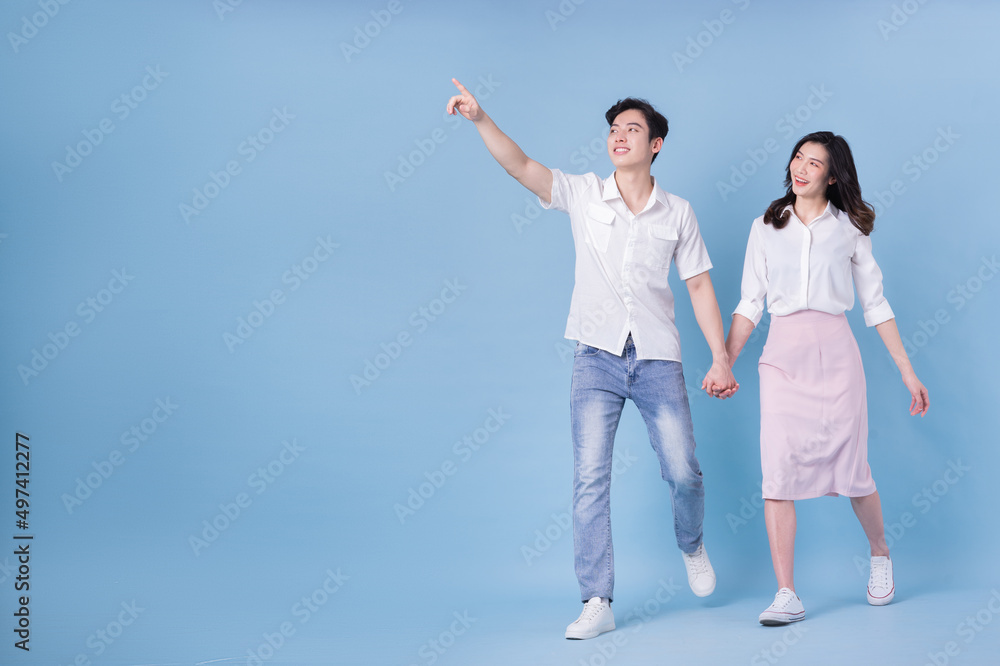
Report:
850,491,890,557
764,499,797,590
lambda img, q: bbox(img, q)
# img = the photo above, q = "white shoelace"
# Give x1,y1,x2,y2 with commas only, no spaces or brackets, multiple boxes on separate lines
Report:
870,559,891,589
771,588,797,610
577,598,606,623
685,548,710,575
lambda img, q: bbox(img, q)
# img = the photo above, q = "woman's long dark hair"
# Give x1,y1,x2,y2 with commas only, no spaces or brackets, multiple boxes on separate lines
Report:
763,131,875,236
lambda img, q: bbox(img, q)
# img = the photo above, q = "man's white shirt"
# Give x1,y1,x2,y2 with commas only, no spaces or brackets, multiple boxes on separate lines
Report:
540,168,713,362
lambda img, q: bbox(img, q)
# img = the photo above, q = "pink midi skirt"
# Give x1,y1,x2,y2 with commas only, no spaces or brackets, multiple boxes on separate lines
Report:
758,310,876,500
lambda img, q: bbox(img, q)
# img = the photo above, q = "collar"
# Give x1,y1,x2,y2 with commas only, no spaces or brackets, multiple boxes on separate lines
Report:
602,172,670,213
783,201,840,224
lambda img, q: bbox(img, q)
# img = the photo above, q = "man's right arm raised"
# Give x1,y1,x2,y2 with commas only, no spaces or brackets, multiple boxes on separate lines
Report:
446,78,552,204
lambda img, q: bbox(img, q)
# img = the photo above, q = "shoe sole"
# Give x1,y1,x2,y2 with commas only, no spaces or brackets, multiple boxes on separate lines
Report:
565,621,615,640
759,612,805,626
868,588,895,606
690,580,716,597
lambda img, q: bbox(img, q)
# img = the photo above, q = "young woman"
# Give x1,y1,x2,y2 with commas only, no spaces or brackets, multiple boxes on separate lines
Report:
724,131,929,625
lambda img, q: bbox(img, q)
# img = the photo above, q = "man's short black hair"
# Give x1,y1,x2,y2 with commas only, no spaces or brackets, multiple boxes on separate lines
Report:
605,98,669,163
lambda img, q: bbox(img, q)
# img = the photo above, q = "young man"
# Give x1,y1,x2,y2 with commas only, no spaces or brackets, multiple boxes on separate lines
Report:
446,78,737,639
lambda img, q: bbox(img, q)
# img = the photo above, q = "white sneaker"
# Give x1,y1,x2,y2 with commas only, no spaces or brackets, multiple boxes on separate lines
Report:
681,544,716,597
565,597,615,640
759,587,805,625
867,556,894,606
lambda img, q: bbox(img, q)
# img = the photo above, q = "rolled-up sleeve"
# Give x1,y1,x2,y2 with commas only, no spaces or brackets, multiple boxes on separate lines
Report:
852,233,894,326
733,221,767,326
539,168,571,213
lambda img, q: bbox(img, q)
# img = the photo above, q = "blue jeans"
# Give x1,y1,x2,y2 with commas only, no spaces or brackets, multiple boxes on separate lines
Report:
570,337,704,602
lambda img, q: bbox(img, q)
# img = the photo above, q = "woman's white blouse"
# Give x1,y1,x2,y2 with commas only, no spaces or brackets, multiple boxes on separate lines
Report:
734,203,895,327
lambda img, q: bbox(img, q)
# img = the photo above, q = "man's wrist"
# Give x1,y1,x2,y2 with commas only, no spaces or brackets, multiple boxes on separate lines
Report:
711,351,730,367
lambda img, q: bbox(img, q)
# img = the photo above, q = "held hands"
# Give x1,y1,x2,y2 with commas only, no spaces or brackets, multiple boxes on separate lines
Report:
701,360,739,400
445,78,483,122
902,371,930,416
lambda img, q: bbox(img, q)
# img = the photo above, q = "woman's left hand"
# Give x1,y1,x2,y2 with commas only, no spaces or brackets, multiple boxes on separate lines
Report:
902,372,929,416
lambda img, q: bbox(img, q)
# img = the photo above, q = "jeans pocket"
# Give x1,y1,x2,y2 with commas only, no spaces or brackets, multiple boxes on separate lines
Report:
575,342,601,357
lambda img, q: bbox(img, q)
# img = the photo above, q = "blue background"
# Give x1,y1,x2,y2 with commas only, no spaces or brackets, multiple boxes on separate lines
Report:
1,0,998,664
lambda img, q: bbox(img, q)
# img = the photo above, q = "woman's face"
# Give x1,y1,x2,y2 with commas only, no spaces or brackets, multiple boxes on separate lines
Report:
789,141,835,200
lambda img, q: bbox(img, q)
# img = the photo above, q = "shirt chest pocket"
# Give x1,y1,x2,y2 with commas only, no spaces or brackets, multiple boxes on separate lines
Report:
646,224,678,269
584,203,616,253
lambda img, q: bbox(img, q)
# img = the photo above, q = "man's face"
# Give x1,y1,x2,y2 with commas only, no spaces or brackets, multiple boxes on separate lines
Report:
607,108,661,168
